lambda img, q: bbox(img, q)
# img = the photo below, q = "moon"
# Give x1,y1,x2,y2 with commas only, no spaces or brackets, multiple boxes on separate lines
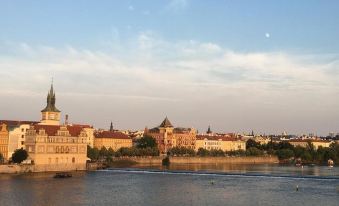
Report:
265,33,270,38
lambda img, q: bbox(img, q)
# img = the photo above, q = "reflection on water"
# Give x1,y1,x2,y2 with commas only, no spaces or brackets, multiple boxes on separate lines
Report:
0,165,338,206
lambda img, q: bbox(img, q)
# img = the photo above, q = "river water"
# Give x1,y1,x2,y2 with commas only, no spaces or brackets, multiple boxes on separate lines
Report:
0,164,339,206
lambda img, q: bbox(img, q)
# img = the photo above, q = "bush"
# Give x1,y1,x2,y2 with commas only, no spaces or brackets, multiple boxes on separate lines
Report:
162,156,170,166
168,146,195,156
209,149,225,157
275,149,294,160
197,148,209,157
12,148,28,163
246,147,264,156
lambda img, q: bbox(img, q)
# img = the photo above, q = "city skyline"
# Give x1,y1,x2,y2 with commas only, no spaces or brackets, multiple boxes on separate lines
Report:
1,1,339,135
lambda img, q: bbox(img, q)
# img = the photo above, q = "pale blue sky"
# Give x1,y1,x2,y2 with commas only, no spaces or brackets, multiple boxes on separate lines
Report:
1,0,339,135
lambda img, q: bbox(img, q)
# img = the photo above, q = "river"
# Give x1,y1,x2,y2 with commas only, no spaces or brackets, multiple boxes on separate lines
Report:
0,164,338,206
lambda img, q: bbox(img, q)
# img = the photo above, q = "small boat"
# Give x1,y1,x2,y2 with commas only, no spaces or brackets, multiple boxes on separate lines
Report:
295,158,302,167
328,159,334,168
54,172,72,178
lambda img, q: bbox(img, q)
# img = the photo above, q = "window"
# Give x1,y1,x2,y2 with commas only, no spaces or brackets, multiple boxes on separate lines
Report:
22,135,24,138
72,157,75,163
21,141,24,145
21,128,24,132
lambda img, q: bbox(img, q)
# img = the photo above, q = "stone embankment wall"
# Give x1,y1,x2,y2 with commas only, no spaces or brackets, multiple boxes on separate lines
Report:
0,164,34,174
113,156,279,164
0,163,86,174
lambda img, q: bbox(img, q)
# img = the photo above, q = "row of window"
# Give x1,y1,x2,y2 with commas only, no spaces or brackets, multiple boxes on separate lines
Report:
48,157,76,164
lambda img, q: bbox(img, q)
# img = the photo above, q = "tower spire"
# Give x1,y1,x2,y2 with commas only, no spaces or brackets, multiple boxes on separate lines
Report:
110,121,114,132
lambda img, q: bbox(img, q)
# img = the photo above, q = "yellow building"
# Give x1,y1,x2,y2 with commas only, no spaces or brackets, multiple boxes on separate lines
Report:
0,120,39,160
195,135,246,152
25,83,89,171
0,123,9,161
94,130,132,150
26,124,88,171
145,117,196,153
288,139,332,150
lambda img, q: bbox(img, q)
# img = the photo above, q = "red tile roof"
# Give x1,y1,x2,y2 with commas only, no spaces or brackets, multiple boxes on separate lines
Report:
0,120,39,126
94,131,130,139
32,125,86,136
196,135,238,141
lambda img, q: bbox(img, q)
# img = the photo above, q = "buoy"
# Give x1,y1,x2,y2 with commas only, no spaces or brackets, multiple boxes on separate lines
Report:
296,185,299,191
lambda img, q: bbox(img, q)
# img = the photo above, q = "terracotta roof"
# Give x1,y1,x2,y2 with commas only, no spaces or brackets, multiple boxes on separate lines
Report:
196,135,239,141
32,125,86,136
94,131,131,139
71,124,92,128
0,120,39,126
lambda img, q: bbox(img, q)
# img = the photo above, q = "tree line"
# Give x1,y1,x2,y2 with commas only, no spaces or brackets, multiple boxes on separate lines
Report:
246,139,339,165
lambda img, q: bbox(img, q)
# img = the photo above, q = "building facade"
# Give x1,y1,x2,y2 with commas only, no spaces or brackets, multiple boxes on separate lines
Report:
288,139,332,150
195,135,246,152
94,130,132,151
0,123,9,161
25,124,88,171
145,117,196,153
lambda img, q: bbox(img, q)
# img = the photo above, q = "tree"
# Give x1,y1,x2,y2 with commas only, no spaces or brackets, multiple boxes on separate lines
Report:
197,148,209,157
12,148,28,163
87,145,99,161
0,152,4,164
99,146,109,157
276,149,294,160
246,139,261,149
136,136,157,149
246,147,264,156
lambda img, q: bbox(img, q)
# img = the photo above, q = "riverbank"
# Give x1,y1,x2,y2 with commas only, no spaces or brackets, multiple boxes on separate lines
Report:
110,156,279,165
0,156,279,174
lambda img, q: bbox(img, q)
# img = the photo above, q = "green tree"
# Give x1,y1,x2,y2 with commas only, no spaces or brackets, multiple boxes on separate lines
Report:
0,152,4,164
107,147,115,157
99,146,108,157
137,136,157,149
87,145,99,161
12,148,28,163
275,149,294,160
197,148,209,157
246,139,261,149
246,147,264,156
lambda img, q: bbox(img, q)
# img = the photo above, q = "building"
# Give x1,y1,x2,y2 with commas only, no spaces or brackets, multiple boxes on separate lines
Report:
25,83,89,171
195,135,246,152
288,139,332,150
0,120,39,160
25,124,89,171
145,117,196,153
0,123,9,161
94,126,132,150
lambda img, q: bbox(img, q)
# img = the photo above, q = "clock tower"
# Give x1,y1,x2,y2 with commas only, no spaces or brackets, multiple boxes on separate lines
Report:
40,83,61,125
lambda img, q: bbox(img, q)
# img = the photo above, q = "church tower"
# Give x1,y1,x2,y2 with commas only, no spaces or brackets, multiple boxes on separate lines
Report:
40,83,61,125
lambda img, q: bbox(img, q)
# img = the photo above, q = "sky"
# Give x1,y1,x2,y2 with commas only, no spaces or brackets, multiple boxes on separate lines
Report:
1,0,339,135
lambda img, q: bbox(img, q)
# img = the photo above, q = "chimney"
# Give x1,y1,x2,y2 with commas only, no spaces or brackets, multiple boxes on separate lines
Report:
65,114,69,125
